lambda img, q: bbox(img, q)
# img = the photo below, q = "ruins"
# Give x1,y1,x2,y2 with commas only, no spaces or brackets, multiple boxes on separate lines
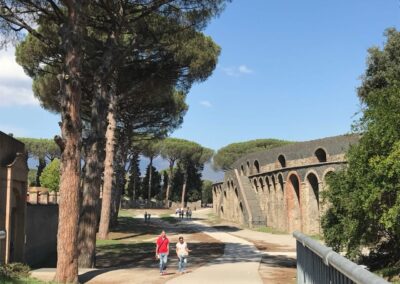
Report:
212,134,359,235
0,131,28,264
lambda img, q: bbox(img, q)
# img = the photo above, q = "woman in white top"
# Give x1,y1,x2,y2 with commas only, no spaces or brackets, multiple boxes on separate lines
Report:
176,236,191,273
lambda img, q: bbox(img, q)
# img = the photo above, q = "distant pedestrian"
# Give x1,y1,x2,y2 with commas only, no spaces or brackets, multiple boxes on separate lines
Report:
156,230,169,275
188,209,192,220
176,236,191,274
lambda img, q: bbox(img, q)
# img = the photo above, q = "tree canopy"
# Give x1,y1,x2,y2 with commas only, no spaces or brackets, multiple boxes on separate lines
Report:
322,28,400,271
40,158,61,192
213,139,292,171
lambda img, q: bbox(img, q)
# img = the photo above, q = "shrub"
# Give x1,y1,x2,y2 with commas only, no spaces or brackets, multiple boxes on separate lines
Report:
39,158,60,192
0,263,30,279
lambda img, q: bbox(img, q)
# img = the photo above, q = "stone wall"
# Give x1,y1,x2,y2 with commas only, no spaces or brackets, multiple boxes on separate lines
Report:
24,204,58,268
213,135,359,234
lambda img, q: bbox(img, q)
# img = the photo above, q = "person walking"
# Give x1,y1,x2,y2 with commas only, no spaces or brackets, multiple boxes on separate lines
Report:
156,230,169,275
176,236,191,274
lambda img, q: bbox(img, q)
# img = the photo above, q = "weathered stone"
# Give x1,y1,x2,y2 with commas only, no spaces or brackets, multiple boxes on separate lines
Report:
213,134,359,234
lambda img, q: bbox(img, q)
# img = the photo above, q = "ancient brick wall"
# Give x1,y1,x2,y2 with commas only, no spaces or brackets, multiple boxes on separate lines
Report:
213,134,359,234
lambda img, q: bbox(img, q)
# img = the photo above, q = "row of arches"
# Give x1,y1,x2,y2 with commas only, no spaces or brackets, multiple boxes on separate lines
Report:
239,148,328,176
247,170,333,234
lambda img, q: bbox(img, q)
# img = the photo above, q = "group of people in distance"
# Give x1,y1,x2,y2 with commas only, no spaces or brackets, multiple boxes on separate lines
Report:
156,230,191,275
175,207,192,219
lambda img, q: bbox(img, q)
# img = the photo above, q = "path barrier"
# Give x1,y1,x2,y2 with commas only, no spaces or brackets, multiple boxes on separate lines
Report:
294,231,389,284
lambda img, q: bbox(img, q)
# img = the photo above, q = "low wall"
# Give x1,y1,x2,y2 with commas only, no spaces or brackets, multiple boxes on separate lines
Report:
170,200,201,210
25,204,58,268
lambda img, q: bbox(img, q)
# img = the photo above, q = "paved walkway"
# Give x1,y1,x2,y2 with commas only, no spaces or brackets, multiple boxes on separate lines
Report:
167,219,263,284
31,209,296,283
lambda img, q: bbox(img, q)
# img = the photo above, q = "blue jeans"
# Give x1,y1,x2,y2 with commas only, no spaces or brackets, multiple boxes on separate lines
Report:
178,255,187,272
159,253,168,272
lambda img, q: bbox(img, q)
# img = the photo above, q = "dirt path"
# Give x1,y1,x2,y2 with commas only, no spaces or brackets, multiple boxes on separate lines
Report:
32,208,297,283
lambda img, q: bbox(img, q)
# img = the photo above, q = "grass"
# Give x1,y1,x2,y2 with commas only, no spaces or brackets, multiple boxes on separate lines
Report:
96,238,123,247
255,226,288,235
374,266,400,283
118,209,135,218
0,276,53,283
159,214,178,224
204,212,222,225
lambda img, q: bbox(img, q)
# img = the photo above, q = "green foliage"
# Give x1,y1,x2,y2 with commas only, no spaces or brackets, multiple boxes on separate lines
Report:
18,138,60,160
28,169,38,187
0,263,30,280
141,165,162,200
39,158,60,192
322,29,400,268
126,155,141,200
213,139,293,171
202,180,213,204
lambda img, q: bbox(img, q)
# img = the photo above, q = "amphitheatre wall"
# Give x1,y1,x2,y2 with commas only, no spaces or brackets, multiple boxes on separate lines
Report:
212,134,359,234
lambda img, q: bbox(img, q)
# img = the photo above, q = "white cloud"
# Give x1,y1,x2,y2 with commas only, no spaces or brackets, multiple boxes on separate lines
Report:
0,49,38,107
200,100,212,108
238,65,253,74
220,65,254,77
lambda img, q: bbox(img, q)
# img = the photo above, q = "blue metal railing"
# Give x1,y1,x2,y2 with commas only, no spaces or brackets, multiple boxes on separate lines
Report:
294,231,389,284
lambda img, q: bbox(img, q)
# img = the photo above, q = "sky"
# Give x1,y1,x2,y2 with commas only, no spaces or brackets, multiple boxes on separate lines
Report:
0,0,400,154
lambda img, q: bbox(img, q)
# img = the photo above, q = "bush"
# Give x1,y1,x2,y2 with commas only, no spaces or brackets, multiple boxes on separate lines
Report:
0,263,30,280
39,158,60,192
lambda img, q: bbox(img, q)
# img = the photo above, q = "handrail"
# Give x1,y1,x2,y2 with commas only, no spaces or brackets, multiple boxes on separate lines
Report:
293,231,389,284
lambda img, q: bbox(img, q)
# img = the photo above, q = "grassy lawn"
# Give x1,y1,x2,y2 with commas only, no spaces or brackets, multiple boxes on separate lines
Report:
254,226,288,235
159,214,179,224
0,276,53,283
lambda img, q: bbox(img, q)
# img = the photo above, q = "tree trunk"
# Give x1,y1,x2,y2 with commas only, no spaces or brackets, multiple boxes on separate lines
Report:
110,133,129,227
98,93,117,240
77,80,107,268
165,160,175,208
54,2,84,282
181,171,188,209
147,157,153,203
36,157,46,186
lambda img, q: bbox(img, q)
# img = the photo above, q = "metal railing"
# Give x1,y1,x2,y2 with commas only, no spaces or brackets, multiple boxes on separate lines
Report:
294,231,389,284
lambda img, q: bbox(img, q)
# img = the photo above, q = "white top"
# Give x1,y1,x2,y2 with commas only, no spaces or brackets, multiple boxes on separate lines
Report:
176,242,188,256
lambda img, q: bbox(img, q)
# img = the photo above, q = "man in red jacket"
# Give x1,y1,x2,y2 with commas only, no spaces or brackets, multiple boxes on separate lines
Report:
156,230,169,275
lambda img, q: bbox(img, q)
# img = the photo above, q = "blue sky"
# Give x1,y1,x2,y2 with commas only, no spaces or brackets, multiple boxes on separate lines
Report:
0,0,399,152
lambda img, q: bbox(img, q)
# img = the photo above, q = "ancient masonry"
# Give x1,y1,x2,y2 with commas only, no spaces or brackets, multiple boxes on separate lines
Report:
212,135,359,235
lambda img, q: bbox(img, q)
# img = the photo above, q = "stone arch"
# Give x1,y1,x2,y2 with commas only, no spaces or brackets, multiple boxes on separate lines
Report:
278,154,286,168
286,173,302,233
258,177,264,191
240,202,244,213
220,206,224,213
246,161,251,175
235,187,239,198
240,165,245,175
265,176,271,192
253,178,258,192
224,191,227,199
315,147,327,163
305,171,320,234
278,173,284,193
254,160,260,174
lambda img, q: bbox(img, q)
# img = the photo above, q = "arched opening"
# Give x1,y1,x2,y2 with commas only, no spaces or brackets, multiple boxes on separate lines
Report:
246,161,251,175
306,173,320,234
253,179,258,191
254,160,260,174
240,202,244,213
286,174,301,233
241,165,245,175
271,175,276,190
220,206,224,213
224,191,227,198
278,155,286,168
278,174,284,193
315,148,327,163
235,187,239,198
265,176,270,192
259,178,264,191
